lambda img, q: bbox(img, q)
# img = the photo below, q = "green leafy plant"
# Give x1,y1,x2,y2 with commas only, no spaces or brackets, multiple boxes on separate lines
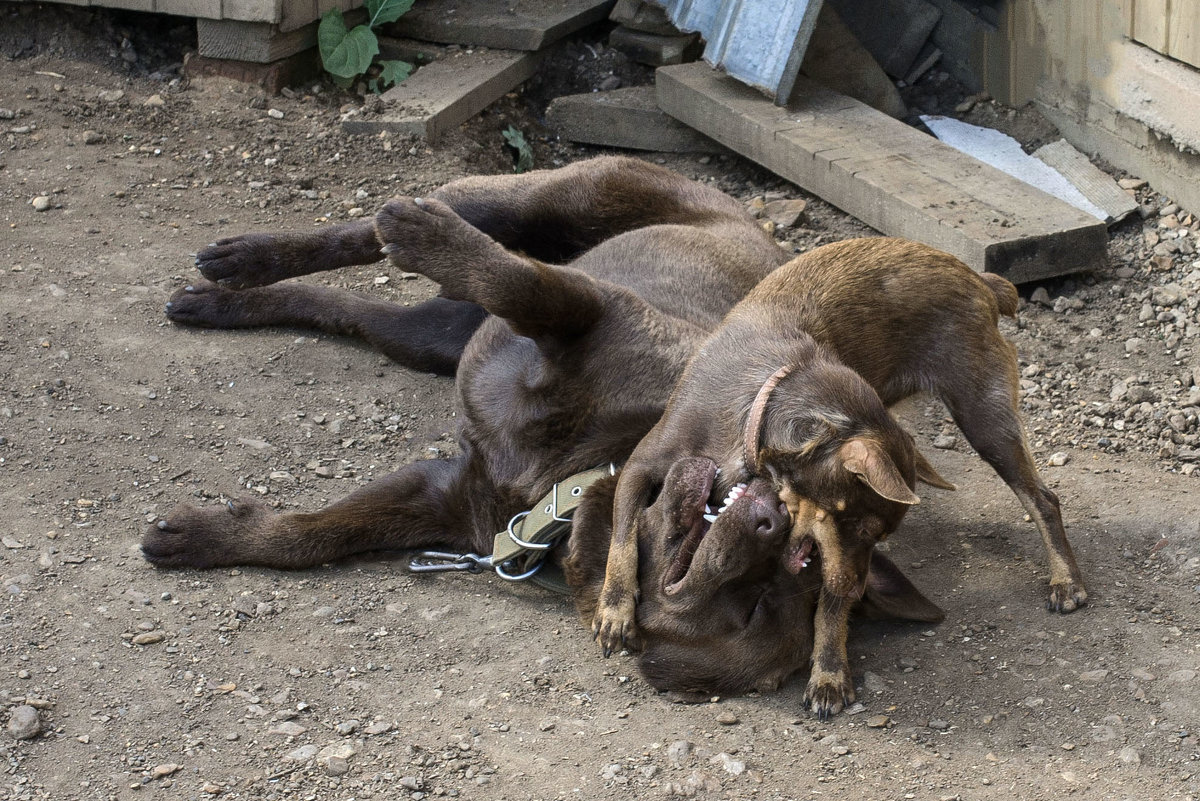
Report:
502,125,534,173
319,0,415,92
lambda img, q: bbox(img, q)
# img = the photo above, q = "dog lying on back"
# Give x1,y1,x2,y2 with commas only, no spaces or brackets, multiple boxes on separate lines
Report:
142,157,1084,717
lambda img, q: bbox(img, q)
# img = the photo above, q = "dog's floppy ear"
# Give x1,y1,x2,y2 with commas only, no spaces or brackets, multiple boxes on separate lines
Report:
838,438,920,505
857,550,945,623
913,448,956,491
561,474,620,624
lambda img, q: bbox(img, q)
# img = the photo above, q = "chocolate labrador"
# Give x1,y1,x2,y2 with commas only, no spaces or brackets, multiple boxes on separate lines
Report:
141,157,1076,716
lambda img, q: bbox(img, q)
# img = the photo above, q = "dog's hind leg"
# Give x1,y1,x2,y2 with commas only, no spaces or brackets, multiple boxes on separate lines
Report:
938,350,1087,613
428,156,755,262
194,219,384,289
165,280,485,375
375,197,605,341
143,456,483,569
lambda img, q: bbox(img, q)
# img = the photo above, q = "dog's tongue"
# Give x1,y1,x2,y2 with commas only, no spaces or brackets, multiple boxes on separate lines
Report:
784,536,813,574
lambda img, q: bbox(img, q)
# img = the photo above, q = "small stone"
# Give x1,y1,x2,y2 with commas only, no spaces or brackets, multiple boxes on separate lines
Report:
928,719,951,731
151,764,181,779
143,94,166,108
1030,287,1052,307
201,782,222,794
31,196,52,212
317,742,357,775
364,721,392,735
866,715,890,728
314,465,335,478
667,740,693,765
98,89,125,102
400,776,423,791
269,721,307,736
267,108,285,119
1151,283,1185,306
132,632,165,645
1118,746,1141,766
830,745,850,756
763,198,808,229
1079,669,1110,682
712,753,746,774
335,719,360,735
84,130,104,144
1048,452,1070,467
715,711,740,726
7,705,41,740
932,434,957,450
284,744,319,762
1118,177,1146,190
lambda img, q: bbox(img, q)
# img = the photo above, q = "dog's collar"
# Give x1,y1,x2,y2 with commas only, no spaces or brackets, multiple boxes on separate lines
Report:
742,365,794,475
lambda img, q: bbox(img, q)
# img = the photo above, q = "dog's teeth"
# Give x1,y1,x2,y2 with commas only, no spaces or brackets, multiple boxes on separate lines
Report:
717,505,727,513
704,504,713,514
702,513,718,523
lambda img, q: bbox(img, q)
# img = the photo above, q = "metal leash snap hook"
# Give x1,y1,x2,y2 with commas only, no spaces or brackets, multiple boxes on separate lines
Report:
408,551,493,574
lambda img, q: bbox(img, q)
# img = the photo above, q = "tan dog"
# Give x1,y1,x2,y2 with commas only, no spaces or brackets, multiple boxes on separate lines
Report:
593,238,1087,716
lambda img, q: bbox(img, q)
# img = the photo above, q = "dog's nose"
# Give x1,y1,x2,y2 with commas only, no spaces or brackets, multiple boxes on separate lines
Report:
752,497,790,539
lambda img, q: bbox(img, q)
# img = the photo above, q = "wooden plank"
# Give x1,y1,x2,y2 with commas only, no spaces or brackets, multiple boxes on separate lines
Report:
1033,139,1138,225
197,19,308,61
221,0,282,22
656,62,1107,282
546,86,723,152
341,48,541,141
607,26,701,66
158,0,222,20
1130,0,1169,55
825,0,941,78
389,0,615,51
1165,0,1200,69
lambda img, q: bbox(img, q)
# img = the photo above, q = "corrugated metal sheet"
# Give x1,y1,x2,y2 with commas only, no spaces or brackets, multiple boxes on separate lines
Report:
658,0,824,103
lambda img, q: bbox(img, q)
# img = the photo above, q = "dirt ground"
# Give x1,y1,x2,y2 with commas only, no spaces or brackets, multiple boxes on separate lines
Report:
2,6,1199,801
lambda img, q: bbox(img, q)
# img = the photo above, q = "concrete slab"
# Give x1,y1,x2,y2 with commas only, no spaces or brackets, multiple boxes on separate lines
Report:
341,47,541,141
656,62,1109,282
546,86,723,152
389,0,615,51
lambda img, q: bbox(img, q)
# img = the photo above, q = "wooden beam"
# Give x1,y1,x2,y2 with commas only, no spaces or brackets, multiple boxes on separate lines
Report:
389,0,615,51
656,62,1108,282
546,86,723,152
341,48,541,141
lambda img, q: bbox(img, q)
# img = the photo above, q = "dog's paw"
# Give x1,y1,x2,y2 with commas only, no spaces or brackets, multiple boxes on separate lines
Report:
195,234,289,289
1046,581,1088,613
803,668,855,722
165,280,247,328
591,596,641,657
375,198,496,288
142,498,274,568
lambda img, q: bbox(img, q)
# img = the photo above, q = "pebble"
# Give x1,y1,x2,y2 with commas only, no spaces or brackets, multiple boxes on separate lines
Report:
1079,669,1110,682
83,130,104,144
268,108,285,119
132,632,165,645
1030,287,1052,307
715,711,740,725
336,719,360,735
269,721,307,736
1118,177,1147,190
97,89,125,103
932,434,957,450
667,740,693,765
143,94,165,108
1118,746,1142,766
1048,451,1070,466
317,742,357,775
400,776,423,790
151,764,181,779
7,705,41,740
928,719,951,732
31,196,52,212
866,715,890,728
712,752,746,774
284,744,319,762
763,198,808,229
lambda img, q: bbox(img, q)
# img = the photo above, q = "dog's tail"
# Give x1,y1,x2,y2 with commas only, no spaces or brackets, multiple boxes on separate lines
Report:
980,272,1019,318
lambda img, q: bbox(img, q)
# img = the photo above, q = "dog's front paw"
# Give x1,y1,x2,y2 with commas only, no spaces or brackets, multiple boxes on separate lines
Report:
591,596,641,657
142,498,274,568
1047,581,1088,613
165,280,250,328
195,234,290,289
804,668,855,722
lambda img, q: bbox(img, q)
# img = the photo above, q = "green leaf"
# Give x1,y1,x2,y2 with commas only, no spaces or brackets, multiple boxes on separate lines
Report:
502,125,534,174
318,12,379,79
376,59,414,91
366,0,415,28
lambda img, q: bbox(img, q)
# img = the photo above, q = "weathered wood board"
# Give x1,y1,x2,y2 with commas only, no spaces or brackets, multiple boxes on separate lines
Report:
389,0,615,51
341,48,541,141
546,87,723,152
656,62,1108,282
